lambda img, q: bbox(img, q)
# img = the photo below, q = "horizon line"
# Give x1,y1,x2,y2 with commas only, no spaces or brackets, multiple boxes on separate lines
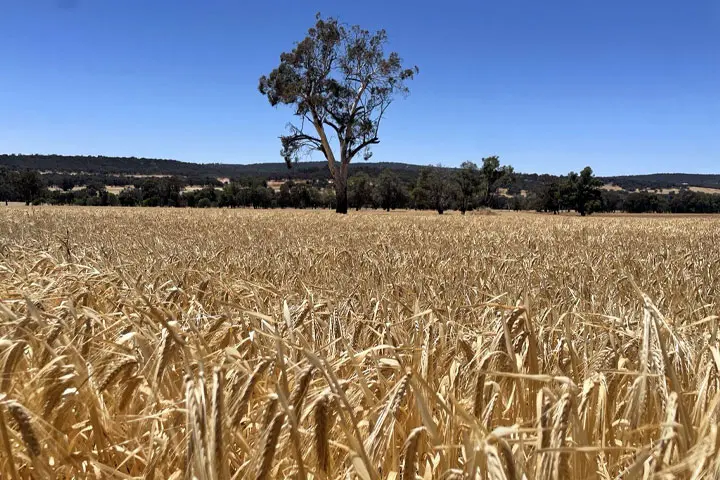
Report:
1,152,718,178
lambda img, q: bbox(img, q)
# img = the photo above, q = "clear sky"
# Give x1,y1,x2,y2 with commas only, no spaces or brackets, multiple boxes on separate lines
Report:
1,0,717,175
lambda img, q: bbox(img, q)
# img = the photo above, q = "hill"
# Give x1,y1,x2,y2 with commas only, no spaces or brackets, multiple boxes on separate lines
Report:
601,173,720,191
0,154,424,184
1,153,719,191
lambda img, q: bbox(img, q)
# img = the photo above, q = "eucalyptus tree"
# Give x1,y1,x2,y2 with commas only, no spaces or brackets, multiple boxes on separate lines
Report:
259,14,418,213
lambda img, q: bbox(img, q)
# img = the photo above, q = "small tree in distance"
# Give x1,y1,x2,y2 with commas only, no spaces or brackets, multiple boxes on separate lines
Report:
456,161,481,214
538,181,561,214
18,170,44,205
479,156,514,207
414,166,455,214
259,14,418,214
348,172,374,210
376,169,406,211
561,166,603,216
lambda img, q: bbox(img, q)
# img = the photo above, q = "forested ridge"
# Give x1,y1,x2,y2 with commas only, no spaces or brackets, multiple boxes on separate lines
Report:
2,153,719,213
3,154,719,190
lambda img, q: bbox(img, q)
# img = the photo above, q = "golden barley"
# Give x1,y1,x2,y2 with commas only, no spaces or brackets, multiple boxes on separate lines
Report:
0,207,716,478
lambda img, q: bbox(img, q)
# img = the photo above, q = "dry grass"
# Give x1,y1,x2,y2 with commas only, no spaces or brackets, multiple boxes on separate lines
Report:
1,207,720,478
688,186,720,195
602,184,720,195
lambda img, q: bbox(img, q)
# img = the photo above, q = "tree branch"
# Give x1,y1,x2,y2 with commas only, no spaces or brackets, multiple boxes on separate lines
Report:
309,109,338,176
287,132,323,145
348,137,379,161
323,119,341,135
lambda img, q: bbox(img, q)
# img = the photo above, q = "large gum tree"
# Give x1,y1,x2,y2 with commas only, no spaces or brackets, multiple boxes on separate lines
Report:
259,15,417,213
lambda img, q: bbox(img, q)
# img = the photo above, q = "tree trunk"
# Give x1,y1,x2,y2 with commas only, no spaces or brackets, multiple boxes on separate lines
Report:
334,169,348,214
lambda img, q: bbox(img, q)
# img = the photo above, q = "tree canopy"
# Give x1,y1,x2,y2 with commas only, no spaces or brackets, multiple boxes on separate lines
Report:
563,167,603,216
258,14,417,213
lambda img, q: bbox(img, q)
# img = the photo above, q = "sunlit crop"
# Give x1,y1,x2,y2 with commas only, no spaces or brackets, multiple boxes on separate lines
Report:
1,207,719,479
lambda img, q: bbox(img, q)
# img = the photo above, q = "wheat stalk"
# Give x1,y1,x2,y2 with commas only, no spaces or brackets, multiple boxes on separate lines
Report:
0,207,716,478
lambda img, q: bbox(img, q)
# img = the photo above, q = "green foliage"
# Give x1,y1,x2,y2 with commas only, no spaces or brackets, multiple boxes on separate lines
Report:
250,186,274,209
623,191,666,213
5,155,720,199
456,161,481,214
375,169,407,211
60,177,76,191
413,166,456,214
119,187,142,206
534,167,604,215
451,157,514,213
479,156,514,207
2,162,720,215
258,14,417,213
537,181,561,213
561,167,603,216
18,170,44,205
348,173,374,210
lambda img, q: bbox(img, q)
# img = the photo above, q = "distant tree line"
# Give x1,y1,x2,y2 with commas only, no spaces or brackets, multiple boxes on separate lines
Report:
2,164,720,214
0,154,423,184
40,172,223,189
603,189,720,214
530,168,720,214
357,156,517,214
4,154,720,193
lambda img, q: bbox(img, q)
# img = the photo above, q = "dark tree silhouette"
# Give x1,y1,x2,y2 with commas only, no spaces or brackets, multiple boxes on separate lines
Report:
539,181,561,214
348,172,374,210
375,169,406,211
18,170,44,205
456,161,481,214
479,156,514,207
413,166,455,214
562,166,603,216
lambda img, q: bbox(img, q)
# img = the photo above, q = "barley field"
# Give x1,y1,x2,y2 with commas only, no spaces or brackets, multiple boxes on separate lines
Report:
1,207,719,479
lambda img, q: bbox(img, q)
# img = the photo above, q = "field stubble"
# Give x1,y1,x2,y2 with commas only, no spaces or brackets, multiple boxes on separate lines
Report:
0,207,719,479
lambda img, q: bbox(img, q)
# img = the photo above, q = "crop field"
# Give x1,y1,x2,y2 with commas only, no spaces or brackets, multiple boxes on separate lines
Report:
1,207,719,479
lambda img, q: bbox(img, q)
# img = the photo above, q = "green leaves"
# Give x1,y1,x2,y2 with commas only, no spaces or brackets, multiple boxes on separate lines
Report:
259,15,417,167
559,166,603,216
259,14,417,212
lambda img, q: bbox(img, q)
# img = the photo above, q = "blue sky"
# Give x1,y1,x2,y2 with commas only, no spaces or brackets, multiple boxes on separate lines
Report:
0,0,717,175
